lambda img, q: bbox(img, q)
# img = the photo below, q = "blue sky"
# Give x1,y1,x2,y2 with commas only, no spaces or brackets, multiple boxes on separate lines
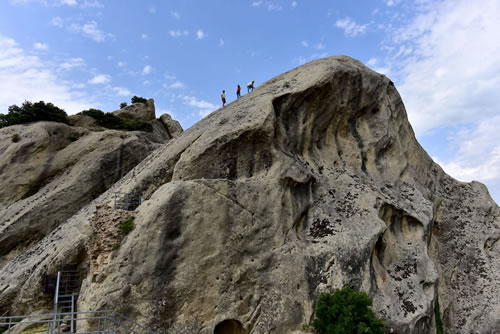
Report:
1,0,499,204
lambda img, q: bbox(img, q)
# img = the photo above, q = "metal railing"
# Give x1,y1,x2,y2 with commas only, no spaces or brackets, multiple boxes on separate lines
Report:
113,192,143,211
0,310,156,334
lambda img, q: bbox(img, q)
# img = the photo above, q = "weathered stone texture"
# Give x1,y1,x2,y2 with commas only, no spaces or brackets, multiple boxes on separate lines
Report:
0,56,497,334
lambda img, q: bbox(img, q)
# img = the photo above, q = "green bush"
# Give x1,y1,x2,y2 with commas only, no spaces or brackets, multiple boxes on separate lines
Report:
11,133,21,142
80,108,152,132
119,217,135,235
131,96,148,104
120,102,128,109
0,101,68,128
435,298,444,334
313,286,385,334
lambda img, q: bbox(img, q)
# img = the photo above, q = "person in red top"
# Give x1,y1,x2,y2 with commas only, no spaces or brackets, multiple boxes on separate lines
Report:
237,85,241,99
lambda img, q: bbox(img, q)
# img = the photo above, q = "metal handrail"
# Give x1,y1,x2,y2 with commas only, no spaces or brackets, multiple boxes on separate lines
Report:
0,310,156,334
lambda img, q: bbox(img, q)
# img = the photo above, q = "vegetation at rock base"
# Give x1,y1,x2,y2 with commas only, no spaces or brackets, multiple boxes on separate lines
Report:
313,286,385,334
120,102,128,109
0,101,68,128
119,217,135,235
435,297,444,334
11,133,20,142
131,96,148,104
80,108,153,132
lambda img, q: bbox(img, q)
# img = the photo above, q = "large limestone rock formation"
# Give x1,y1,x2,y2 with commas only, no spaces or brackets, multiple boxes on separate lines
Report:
112,99,156,121
0,56,498,334
0,115,179,284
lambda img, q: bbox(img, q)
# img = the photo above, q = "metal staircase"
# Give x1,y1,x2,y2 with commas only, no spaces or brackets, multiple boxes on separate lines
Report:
52,264,81,333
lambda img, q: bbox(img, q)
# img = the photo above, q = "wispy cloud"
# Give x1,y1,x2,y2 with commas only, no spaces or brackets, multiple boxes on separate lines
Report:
219,39,225,47
117,61,126,68
252,1,263,7
142,65,152,75
51,16,63,27
60,57,85,71
69,20,112,42
141,33,148,39
168,81,184,89
335,17,368,37
88,74,111,84
60,0,77,6
81,0,102,8
182,95,216,117
33,42,48,50
169,30,189,38
148,5,156,14
196,29,206,40
171,10,180,19
0,34,92,114
113,87,130,97
291,1,297,8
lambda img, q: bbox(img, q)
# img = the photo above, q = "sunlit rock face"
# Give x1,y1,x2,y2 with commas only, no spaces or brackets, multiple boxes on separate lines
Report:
0,56,498,334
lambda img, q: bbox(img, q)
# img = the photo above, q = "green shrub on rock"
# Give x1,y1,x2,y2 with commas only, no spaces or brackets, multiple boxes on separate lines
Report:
0,101,68,128
80,108,152,132
313,286,385,334
120,102,128,109
131,96,148,104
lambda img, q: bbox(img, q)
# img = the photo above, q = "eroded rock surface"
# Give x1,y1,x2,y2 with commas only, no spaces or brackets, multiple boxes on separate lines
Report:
0,56,498,334
113,99,156,121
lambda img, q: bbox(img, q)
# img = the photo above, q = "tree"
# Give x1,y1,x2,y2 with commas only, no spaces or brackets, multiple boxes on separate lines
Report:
79,108,152,132
120,102,128,109
313,286,385,334
0,101,68,128
131,96,148,104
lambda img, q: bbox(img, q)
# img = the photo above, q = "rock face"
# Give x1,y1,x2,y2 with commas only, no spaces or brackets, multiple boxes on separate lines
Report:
112,99,156,121
0,56,498,334
0,117,177,298
159,114,183,139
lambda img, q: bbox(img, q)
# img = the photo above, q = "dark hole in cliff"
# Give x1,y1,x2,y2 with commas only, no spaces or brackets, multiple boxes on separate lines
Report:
214,319,245,334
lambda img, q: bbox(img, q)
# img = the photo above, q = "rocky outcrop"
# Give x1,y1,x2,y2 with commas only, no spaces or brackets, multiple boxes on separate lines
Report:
159,114,183,139
0,116,177,290
0,56,498,334
112,99,156,121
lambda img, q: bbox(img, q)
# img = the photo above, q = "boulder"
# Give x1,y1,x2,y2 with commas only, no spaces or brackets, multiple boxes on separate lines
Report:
0,56,498,334
112,99,156,121
159,113,183,139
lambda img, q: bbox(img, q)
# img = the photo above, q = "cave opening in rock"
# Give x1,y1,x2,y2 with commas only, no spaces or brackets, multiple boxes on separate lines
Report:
214,319,245,334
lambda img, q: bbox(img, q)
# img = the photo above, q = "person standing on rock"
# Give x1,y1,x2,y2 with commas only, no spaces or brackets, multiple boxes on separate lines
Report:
221,90,226,107
237,85,241,99
247,80,255,93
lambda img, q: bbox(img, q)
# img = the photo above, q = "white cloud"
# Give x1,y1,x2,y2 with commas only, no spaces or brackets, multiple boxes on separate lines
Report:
267,3,282,11
148,6,156,14
60,57,85,70
390,0,500,134
366,58,377,66
291,1,297,8
168,81,184,89
51,16,63,27
169,30,189,38
81,0,102,8
314,42,325,50
142,65,152,75
219,39,224,47
141,33,148,39
33,42,48,50
60,0,77,5
301,40,309,47
182,95,216,117
252,1,263,7
69,20,111,42
335,17,368,37
196,29,206,40
88,74,111,84
113,87,130,97
171,11,180,19
0,34,92,115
